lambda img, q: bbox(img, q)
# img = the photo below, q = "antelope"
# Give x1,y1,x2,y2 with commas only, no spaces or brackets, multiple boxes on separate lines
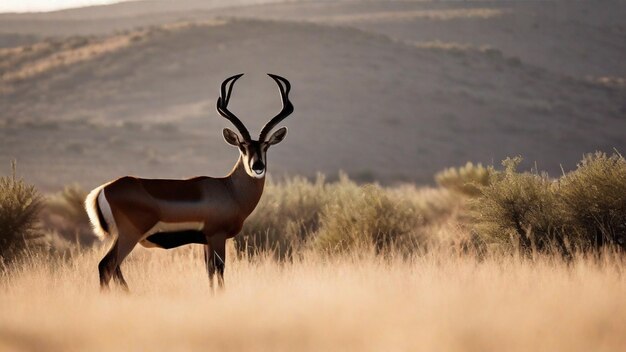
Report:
84,73,294,291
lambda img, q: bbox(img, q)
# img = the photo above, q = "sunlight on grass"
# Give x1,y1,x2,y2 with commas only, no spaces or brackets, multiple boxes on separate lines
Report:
0,246,624,351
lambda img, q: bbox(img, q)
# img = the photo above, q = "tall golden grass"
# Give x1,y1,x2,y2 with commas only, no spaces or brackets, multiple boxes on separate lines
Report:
1,244,624,351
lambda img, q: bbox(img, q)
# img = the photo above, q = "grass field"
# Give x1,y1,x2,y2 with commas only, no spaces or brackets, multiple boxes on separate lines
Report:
1,244,624,351
2,1,625,351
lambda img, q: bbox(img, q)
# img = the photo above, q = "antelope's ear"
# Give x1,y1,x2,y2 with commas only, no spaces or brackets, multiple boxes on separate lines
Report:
223,128,240,146
267,127,287,146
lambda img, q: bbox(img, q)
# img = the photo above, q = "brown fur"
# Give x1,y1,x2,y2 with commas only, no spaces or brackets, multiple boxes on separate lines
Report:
96,157,264,291
91,73,292,291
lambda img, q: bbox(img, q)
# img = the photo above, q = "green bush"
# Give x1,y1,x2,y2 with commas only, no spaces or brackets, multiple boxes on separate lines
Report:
436,162,492,197
0,165,42,266
472,157,564,254
560,152,626,249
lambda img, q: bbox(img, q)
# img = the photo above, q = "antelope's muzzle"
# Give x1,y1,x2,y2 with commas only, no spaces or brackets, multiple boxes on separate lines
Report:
252,160,265,174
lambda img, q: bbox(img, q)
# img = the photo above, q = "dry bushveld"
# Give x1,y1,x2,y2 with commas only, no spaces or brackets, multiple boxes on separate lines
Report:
2,1,626,351
2,152,626,351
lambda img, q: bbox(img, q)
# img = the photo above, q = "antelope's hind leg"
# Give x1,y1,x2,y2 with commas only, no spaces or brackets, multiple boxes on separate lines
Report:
113,266,128,291
98,239,119,289
98,233,138,291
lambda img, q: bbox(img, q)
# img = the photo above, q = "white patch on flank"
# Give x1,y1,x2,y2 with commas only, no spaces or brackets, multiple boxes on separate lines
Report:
140,221,205,248
84,183,114,240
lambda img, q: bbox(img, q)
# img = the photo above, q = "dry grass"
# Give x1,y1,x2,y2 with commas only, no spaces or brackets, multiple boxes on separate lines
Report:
0,244,624,352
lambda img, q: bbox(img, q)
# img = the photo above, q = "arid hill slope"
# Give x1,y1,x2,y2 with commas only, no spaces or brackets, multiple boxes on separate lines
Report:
0,2,625,189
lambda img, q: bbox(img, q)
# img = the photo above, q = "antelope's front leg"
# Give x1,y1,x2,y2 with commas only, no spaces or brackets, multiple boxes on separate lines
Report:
203,244,215,291
208,235,226,289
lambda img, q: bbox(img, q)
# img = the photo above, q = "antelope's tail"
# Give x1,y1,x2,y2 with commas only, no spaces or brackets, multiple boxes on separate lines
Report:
84,184,112,240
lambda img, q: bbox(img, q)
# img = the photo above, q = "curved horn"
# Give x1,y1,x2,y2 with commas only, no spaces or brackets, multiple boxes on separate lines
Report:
216,73,251,141
259,73,294,142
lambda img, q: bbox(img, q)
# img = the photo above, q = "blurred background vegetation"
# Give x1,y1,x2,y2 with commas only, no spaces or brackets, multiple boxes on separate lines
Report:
2,151,625,267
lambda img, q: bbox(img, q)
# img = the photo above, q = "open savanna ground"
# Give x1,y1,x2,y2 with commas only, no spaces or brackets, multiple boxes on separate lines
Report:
1,247,625,352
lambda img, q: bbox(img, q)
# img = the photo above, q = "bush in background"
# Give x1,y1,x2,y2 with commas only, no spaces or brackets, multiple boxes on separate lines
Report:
0,163,43,266
560,152,626,249
237,175,334,258
40,184,93,246
238,173,462,259
313,184,421,255
472,153,626,255
436,162,492,197
33,151,626,259
471,157,563,254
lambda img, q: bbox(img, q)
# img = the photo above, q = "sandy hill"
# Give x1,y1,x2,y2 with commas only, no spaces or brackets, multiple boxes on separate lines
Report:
0,1,625,190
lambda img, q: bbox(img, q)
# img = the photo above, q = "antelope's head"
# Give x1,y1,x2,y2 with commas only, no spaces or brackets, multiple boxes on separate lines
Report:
217,73,294,179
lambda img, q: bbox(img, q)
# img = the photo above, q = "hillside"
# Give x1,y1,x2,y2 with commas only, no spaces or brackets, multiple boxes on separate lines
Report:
0,1,625,190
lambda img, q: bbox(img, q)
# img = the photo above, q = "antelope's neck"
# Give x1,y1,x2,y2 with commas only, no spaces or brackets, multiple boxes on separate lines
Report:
227,156,266,216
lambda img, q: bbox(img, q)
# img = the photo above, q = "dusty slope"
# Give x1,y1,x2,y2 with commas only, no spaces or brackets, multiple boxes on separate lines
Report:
0,0,295,38
213,1,626,78
1,1,625,189
1,17,624,190
2,1,624,79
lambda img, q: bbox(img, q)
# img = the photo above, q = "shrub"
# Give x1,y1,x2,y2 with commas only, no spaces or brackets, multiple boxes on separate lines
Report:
0,164,42,266
313,184,423,255
237,175,338,258
472,157,564,254
238,174,461,259
41,184,93,245
560,152,626,249
436,162,492,197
